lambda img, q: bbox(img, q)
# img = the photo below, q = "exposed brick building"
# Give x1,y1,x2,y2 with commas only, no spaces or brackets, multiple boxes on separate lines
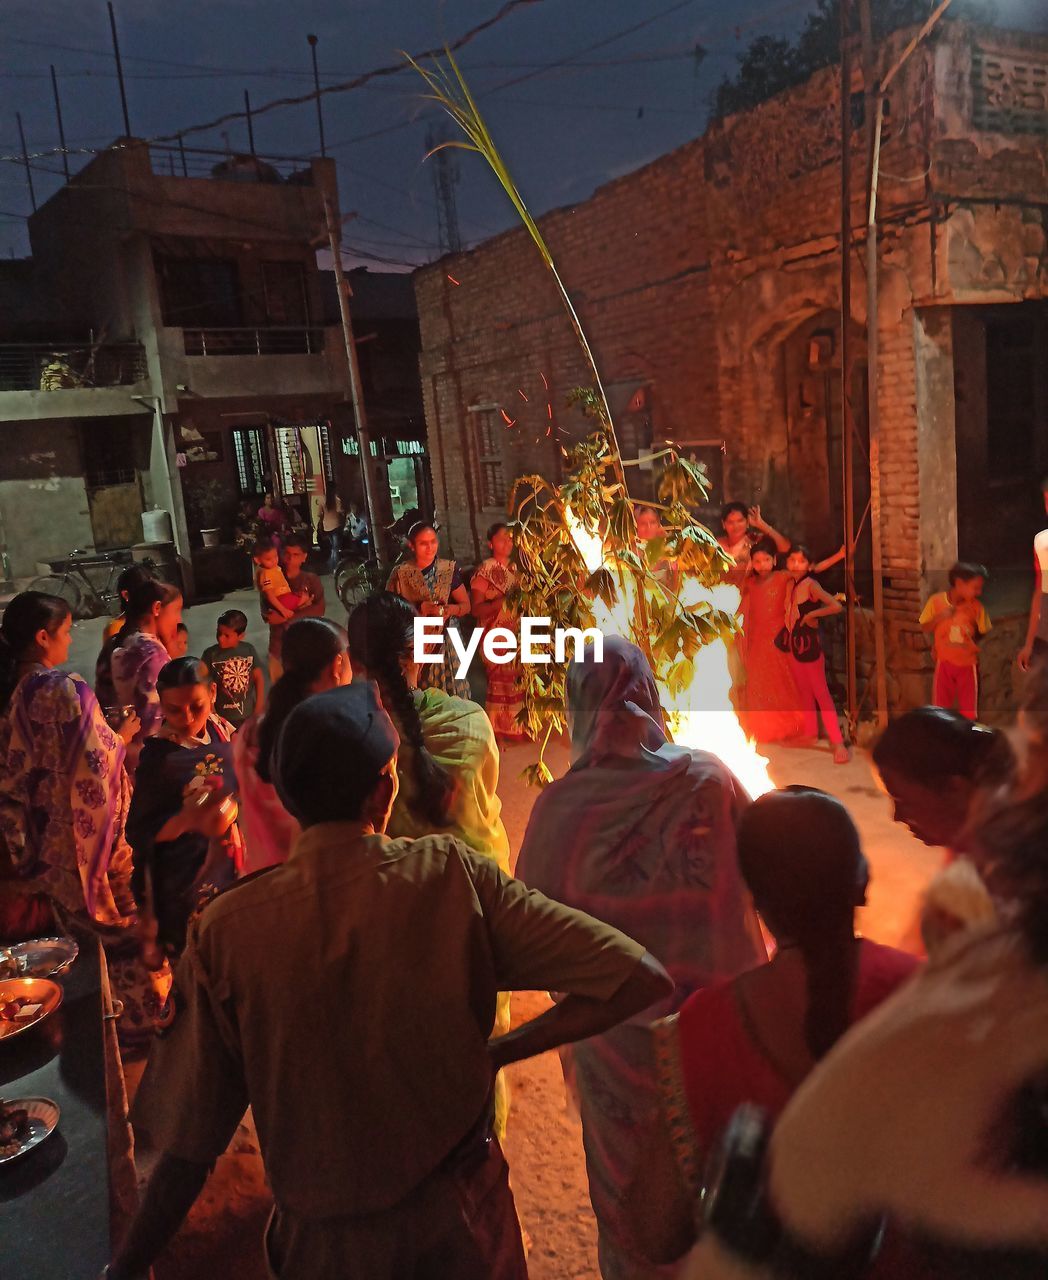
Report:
415,21,1048,716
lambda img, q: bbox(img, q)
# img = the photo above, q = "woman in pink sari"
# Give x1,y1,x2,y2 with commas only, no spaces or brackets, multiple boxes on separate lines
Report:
738,536,805,743
0,592,165,1050
232,618,351,874
516,637,765,1279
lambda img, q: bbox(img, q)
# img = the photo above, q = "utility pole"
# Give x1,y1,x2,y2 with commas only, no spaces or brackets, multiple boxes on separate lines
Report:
50,67,70,181
323,196,394,562
838,0,858,726
860,0,955,727
107,1,132,136
244,90,256,156
16,114,35,212
858,0,889,729
426,125,462,255
307,34,326,157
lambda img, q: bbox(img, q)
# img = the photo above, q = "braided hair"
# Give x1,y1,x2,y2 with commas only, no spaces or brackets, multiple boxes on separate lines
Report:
738,787,868,1061
346,593,454,827
256,618,348,784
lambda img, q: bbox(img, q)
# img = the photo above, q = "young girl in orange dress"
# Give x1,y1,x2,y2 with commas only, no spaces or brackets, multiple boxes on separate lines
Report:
738,537,806,743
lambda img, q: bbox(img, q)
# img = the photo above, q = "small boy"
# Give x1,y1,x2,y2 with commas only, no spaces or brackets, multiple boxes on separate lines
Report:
919,562,991,720
252,538,309,621
169,622,190,659
202,609,265,727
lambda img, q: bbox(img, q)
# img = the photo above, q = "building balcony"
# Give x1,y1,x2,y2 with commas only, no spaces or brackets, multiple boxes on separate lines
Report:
0,341,153,421
158,324,348,400
182,326,327,357
0,341,148,392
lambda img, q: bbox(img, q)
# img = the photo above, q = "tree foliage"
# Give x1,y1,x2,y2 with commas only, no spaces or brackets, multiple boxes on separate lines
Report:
711,0,982,119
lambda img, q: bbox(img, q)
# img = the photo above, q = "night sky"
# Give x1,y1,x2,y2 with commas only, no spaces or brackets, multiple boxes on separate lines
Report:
0,0,1043,269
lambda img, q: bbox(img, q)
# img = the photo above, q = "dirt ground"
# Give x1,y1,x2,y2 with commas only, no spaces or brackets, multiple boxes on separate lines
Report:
77,594,936,1277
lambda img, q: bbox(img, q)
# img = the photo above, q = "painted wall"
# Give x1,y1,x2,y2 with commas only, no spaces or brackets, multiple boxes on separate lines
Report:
0,422,94,575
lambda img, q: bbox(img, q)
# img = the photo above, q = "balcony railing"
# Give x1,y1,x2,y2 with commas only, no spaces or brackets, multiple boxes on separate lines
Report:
183,327,326,357
0,342,148,392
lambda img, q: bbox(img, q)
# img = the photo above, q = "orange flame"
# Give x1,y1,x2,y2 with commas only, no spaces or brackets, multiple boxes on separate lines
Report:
566,510,774,798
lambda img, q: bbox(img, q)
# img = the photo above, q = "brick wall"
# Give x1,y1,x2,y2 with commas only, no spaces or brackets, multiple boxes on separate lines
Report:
416,21,1048,711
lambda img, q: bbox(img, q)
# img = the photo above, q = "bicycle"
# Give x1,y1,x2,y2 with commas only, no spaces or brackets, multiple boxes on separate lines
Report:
28,548,137,621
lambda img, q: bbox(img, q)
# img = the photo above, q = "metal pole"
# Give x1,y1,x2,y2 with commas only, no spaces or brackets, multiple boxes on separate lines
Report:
838,0,857,726
107,1,132,136
865,96,889,728
178,136,188,176
16,114,36,212
858,0,888,728
244,90,256,156
323,195,393,561
307,34,326,157
861,0,954,729
50,66,70,180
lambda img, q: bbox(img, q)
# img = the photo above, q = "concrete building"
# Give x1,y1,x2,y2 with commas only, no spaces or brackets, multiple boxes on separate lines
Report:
0,142,393,591
321,267,433,529
414,21,1048,719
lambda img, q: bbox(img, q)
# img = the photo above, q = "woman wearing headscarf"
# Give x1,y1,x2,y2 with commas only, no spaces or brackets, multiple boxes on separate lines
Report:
515,637,765,1280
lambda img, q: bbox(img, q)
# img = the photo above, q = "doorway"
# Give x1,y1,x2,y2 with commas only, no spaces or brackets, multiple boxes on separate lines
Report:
954,301,1048,612
80,420,144,549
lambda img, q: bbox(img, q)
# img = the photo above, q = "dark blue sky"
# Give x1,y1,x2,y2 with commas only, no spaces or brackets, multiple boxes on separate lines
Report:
0,0,1042,268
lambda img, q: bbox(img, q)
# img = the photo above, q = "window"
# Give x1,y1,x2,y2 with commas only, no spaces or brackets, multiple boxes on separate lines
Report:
232,427,268,497
82,421,136,488
472,408,505,508
155,255,242,328
261,260,310,326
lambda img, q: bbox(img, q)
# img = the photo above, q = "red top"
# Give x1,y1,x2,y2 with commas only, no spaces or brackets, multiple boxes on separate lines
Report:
656,940,925,1276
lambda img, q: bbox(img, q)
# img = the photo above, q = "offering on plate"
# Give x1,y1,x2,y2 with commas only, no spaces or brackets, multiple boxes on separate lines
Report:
0,997,44,1037
0,1102,31,1158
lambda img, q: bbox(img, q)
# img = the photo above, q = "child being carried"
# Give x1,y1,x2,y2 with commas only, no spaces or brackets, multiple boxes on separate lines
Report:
253,538,311,621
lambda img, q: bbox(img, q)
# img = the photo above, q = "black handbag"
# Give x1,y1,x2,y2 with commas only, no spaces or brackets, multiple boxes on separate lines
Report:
773,625,792,654
790,623,822,663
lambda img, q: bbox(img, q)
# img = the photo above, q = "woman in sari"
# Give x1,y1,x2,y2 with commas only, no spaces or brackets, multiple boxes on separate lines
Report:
386,521,472,698
470,522,527,742
737,536,805,744
347,593,512,1134
0,591,165,1051
233,618,351,875
515,637,765,1280
111,577,184,777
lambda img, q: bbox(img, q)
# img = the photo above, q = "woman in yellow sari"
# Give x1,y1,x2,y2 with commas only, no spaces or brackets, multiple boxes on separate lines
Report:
347,593,512,1133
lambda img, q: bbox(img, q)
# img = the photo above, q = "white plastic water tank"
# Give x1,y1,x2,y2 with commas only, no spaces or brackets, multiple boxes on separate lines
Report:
142,508,174,543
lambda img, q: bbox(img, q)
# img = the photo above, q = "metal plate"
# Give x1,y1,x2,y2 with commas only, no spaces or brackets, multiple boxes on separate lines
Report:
0,978,63,1042
0,1097,61,1165
9,936,79,979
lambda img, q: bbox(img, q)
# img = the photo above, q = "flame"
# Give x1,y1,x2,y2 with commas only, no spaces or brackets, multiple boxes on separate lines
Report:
567,509,775,798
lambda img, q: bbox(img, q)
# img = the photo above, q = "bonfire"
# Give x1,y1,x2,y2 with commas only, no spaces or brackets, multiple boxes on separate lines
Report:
411,51,774,796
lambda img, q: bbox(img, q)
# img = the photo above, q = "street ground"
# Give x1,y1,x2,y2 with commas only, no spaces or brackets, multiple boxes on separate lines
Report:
71,585,939,1279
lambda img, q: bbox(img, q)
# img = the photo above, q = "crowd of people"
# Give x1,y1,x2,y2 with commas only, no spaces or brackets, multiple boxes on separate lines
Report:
0,495,1047,1280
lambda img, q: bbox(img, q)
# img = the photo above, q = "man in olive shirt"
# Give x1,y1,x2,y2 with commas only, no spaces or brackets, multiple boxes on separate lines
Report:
108,685,670,1280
